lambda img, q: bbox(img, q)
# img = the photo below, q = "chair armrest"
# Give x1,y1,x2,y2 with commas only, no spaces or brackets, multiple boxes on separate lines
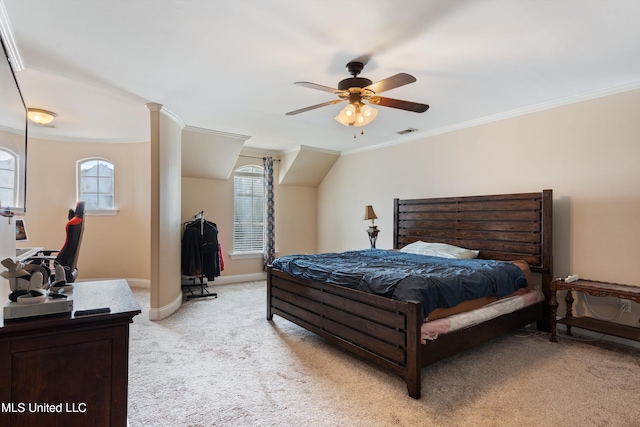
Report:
24,249,59,260
37,250,59,256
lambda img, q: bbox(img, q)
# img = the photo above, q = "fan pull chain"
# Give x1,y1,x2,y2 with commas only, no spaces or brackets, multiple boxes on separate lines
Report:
353,130,365,139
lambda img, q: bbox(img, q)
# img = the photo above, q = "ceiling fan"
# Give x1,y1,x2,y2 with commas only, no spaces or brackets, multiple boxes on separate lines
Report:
286,61,429,127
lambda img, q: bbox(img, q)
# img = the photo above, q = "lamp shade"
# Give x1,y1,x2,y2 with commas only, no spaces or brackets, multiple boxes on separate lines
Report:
335,104,356,126
363,205,377,221
27,108,57,125
359,104,378,124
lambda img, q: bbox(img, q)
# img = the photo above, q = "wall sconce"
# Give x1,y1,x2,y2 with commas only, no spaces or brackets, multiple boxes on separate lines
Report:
335,102,378,127
27,108,57,125
363,205,379,248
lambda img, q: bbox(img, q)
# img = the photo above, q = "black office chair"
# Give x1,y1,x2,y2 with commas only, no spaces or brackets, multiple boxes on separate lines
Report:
28,201,85,285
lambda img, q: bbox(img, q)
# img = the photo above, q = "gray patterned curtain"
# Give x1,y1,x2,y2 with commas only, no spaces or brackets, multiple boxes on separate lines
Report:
263,156,275,270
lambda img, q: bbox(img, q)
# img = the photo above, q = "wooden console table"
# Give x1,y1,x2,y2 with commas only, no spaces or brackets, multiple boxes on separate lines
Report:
0,279,141,427
550,278,640,343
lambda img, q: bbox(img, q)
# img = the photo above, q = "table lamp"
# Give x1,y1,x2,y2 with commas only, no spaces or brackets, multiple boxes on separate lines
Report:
363,205,379,248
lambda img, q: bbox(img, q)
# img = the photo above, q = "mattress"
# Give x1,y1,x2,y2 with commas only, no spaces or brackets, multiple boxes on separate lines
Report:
420,288,544,342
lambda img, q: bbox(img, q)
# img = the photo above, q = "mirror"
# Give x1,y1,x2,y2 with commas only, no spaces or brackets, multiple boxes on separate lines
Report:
0,35,28,214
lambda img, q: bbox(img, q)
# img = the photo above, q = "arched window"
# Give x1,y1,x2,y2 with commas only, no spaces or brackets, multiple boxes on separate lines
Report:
233,165,264,253
78,158,114,210
0,148,18,208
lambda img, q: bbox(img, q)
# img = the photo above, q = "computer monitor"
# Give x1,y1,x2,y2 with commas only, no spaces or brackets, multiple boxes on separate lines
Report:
15,218,27,241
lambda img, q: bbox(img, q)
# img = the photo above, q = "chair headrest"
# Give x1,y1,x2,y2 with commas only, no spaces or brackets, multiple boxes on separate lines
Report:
68,201,86,220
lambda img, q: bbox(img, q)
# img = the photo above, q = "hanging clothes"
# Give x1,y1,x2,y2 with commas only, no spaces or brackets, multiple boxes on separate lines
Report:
181,218,221,280
218,241,225,272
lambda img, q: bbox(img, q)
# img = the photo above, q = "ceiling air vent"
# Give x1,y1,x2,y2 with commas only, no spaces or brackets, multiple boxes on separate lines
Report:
397,128,418,135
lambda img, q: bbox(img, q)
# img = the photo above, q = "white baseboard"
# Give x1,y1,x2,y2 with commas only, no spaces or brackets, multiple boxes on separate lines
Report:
149,290,182,321
210,272,266,285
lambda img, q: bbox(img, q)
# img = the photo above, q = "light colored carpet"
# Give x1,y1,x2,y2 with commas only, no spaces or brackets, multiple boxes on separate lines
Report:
127,281,640,427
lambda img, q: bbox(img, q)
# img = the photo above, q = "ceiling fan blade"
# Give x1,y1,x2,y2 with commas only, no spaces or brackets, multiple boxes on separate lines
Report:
365,73,416,94
294,81,343,94
370,96,429,113
286,99,345,116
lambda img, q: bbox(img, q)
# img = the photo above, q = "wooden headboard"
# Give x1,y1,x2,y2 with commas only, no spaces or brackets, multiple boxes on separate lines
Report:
393,190,553,280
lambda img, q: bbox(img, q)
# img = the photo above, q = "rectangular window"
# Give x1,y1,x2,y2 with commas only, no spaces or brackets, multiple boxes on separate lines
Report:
233,166,264,253
79,159,114,210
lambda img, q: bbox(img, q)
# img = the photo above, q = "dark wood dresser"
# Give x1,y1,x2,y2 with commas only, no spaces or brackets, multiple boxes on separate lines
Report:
0,279,141,427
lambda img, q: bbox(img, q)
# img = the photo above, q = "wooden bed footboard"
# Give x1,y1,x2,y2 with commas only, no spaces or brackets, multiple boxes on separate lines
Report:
267,267,424,398
267,267,544,399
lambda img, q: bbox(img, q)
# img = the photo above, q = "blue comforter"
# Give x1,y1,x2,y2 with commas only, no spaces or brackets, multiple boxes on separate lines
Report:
271,249,527,322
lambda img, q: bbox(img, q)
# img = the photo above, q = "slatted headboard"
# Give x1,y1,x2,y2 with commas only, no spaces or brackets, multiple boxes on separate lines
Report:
393,190,553,281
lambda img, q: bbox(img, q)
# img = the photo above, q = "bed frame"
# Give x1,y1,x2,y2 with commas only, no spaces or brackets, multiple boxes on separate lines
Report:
267,190,553,399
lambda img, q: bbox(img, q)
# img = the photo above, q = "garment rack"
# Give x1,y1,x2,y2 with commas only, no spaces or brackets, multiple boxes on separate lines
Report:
181,211,218,300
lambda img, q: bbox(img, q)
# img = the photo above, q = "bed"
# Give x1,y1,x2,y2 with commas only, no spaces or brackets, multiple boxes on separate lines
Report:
267,190,553,399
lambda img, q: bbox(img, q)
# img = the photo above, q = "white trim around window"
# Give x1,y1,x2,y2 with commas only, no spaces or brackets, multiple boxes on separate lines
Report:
85,209,119,216
77,157,115,212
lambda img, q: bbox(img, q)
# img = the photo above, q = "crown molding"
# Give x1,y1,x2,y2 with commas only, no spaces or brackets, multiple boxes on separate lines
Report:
183,125,251,141
282,144,341,156
342,80,640,156
0,0,24,72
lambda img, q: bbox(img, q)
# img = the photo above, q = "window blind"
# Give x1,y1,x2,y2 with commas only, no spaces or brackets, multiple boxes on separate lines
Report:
233,166,264,253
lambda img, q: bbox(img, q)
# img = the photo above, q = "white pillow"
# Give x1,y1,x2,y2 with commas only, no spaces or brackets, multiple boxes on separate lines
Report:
399,241,479,259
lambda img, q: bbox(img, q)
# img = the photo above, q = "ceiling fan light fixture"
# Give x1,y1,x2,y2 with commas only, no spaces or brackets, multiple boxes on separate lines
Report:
335,102,378,127
27,108,57,125
360,104,378,122
344,103,356,117
335,103,357,126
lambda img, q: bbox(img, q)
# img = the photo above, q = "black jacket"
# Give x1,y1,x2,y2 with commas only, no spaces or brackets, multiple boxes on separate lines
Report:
181,220,220,280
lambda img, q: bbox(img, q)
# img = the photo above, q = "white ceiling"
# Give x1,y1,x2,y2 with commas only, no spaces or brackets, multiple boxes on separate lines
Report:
3,0,640,154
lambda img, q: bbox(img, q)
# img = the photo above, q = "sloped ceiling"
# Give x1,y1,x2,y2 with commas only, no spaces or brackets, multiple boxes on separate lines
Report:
279,146,340,187
181,126,249,180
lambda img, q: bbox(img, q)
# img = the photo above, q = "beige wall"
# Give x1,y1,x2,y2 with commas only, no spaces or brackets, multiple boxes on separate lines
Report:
20,136,150,281
149,105,183,318
318,88,640,328
181,154,317,278
20,133,316,317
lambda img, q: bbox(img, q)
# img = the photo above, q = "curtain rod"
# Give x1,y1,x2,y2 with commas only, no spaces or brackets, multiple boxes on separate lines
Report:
239,154,280,161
